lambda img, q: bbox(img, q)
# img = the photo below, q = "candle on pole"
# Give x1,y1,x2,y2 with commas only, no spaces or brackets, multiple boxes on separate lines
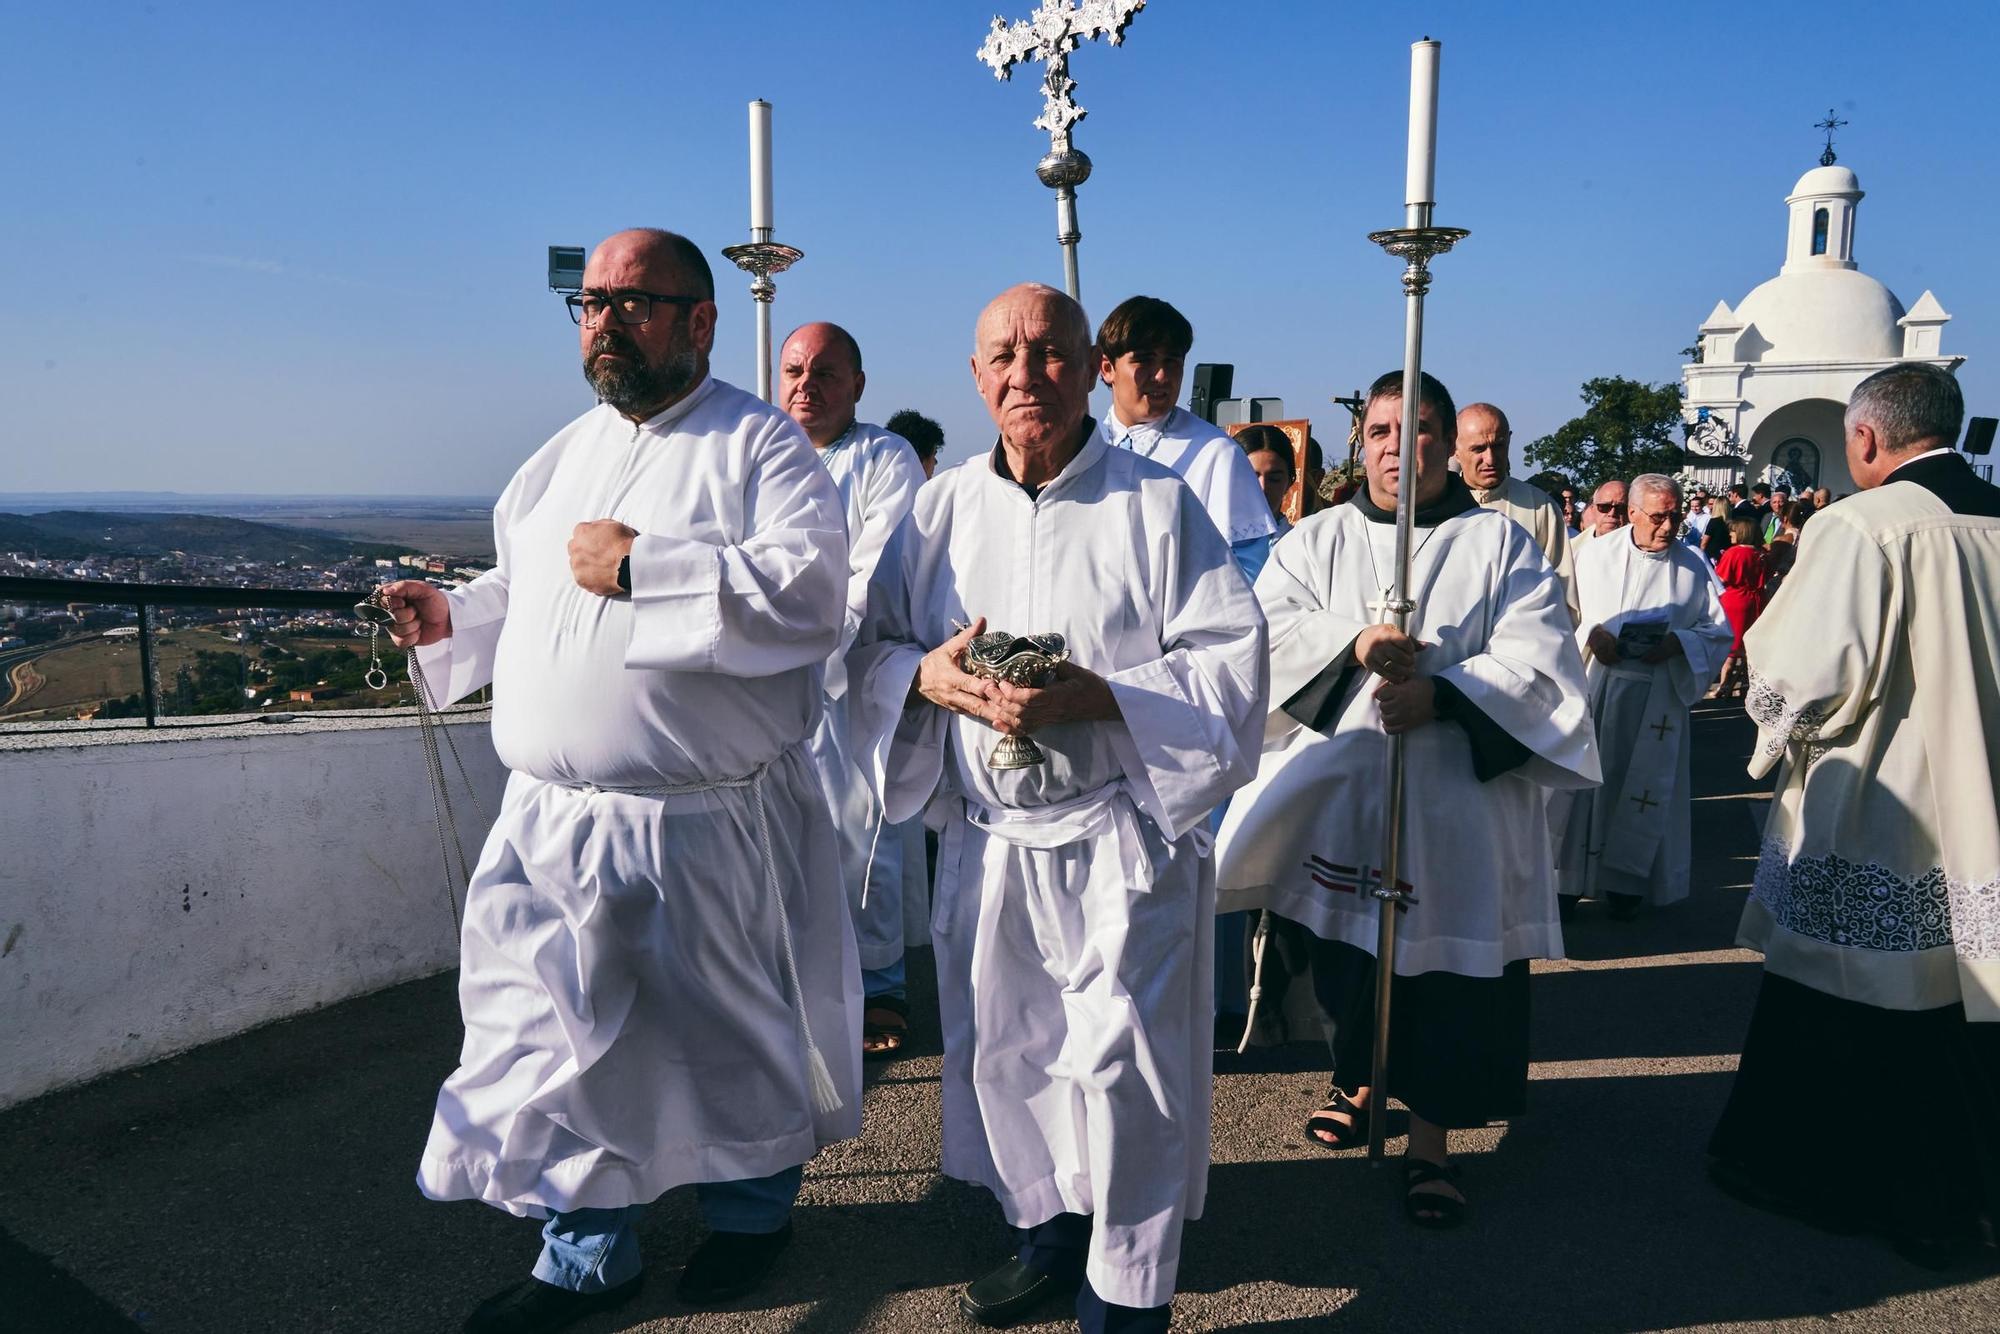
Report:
1361,37,1469,1164
749,99,774,237
721,97,803,402
1404,39,1439,216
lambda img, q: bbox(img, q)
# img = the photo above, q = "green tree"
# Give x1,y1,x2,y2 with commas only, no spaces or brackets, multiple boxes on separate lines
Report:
1528,377,1687,494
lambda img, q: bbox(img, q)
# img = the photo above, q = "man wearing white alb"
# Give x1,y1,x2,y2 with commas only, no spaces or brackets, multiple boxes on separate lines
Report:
378,229,859,1334
1095,295,1276,581
778,320,929,1060
1214,370,1598,1226
1556,473,1732,919
850,283,1267,1332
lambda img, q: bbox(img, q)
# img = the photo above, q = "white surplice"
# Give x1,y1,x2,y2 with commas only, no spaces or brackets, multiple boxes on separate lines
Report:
848,429,1268,1308
1101,406,1277,547
1738,465,2000,1020
1215,496,1600,976
411,376,863,1218
806,421,928,973
1470,475,1578,623
1555,529,1732,905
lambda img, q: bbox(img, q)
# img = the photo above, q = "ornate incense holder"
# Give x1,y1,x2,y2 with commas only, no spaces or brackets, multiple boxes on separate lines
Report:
963,630,1070,769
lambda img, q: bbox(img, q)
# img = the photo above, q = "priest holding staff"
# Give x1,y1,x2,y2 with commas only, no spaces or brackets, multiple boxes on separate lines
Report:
379,228,860,1333
1214,370,1599,1226
850,282,1267,1332
1555,473,1732,920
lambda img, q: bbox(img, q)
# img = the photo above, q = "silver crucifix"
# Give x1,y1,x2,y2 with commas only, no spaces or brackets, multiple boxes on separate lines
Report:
976,0,1146,300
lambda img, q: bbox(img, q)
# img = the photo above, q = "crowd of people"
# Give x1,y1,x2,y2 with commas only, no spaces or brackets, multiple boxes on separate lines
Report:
372,228,1997,1334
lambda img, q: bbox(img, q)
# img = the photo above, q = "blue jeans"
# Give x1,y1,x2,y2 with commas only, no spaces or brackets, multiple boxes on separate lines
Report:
863,956,906,1002
531,1165,803,1293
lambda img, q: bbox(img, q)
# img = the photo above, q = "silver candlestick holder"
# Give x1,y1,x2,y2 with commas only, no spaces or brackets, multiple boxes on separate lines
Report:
720,232,804,402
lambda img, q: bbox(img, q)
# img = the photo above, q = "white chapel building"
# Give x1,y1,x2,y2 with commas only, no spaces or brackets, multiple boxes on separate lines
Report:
1680,156,1962,494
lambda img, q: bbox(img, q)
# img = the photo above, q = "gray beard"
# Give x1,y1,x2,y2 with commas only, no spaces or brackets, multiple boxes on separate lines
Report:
585,339,699,417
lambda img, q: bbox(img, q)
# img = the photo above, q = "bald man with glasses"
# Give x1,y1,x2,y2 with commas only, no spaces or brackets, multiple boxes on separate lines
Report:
381,228,860,1333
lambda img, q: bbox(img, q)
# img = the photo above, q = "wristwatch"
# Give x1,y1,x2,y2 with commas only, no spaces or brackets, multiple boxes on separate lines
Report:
616,554,632,594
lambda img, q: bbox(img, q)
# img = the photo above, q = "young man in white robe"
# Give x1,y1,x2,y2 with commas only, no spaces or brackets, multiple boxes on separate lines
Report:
1093,294,1277,1028
379,229,861,1334
849,283,1267,1332
1711,362,2000,1267
1214,370,1599,1226
1555,473,1732,919
1094,295,1276,583
779,321,929,1060
1456,402,1578,623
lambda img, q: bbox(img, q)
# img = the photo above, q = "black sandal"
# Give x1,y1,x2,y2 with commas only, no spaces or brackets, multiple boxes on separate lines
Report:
862,995,910,1059
1304,1085,1369,1151
1403,1158,1465,1229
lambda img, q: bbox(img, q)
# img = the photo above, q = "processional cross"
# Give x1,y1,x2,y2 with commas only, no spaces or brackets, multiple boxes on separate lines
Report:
976,0,1146,299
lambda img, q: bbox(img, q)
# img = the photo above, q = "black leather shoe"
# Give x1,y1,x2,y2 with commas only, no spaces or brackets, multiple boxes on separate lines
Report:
674,1221,793,1306
462,1274,642,1334
958,1256,1081,1327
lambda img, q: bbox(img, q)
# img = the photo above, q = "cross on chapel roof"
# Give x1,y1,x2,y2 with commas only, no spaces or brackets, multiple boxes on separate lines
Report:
1815,108,1849,167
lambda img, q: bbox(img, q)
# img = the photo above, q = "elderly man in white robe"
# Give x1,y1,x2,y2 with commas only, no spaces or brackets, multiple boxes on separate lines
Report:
850,282,1266,1333
779,320,929,1060
1555,473,1731,920
1456,402,1578,622
1215,369,1599,1228
379,229,859,1334
1711,362,2000,1267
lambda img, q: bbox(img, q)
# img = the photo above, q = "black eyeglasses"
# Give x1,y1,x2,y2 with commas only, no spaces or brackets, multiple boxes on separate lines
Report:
1594,502,1628,513
566,290,704,326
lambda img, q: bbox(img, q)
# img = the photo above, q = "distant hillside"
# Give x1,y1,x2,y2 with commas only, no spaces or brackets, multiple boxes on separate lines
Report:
0,511,405,563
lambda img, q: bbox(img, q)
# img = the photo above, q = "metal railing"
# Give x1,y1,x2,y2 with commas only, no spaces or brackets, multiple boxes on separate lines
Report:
0,575,380,728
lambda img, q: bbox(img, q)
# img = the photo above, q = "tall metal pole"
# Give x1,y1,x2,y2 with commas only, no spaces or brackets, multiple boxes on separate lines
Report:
722,100,802,402
1362,39,1468,1164
1043,156,1089,301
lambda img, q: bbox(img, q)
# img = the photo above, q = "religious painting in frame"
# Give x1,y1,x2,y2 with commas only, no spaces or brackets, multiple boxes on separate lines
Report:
1227,418,1314,524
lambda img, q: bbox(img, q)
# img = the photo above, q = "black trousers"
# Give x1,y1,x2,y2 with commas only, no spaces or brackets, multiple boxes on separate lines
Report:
1310,936,1531,1129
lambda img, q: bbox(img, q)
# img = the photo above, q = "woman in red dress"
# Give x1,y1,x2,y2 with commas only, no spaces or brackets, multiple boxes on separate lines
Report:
1713,517,1766,696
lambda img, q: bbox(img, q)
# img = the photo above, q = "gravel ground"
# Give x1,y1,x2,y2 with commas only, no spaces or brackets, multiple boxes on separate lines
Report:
3,701,1995,1333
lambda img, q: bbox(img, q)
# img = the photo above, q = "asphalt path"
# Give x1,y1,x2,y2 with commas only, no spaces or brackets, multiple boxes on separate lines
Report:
2,702,1995,1332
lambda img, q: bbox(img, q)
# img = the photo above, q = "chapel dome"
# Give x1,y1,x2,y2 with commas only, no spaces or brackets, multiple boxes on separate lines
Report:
1786,164,1861,202
1732,268,1906,362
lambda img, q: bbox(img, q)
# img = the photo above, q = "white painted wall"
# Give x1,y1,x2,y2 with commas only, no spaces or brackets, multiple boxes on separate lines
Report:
0,716,507,1108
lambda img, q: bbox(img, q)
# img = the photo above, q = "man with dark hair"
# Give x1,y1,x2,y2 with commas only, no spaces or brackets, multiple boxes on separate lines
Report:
379,229,859,1331
779,323,928,1062
1728,482,1755,522
1094,295,1275,581
1217,367,1599,1227
885,409,946,479
1713,360,2000,1266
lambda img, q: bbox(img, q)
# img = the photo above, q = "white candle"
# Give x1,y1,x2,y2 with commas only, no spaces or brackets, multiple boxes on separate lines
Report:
1404,40,1439,208
749,99,774,232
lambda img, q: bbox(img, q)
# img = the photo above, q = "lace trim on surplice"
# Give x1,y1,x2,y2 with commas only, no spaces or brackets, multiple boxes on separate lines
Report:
1745,673,1827,763
1754,838,2000,961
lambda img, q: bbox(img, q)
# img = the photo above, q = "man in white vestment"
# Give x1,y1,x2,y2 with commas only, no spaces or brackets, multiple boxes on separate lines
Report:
1094,295,1276,582
1555,474,1732,919
1456,402,1578,621
1572,478,1629,546
779,321,929,1060
379,229,860,1334
1712,362,2000,1266
849,283,1267,1332
1215,370,1598,1227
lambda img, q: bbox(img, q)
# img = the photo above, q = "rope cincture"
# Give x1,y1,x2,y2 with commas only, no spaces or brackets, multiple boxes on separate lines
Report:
570,761,843,1118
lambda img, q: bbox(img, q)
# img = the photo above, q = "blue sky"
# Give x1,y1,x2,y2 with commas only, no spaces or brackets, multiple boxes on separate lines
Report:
3,0,1994,497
